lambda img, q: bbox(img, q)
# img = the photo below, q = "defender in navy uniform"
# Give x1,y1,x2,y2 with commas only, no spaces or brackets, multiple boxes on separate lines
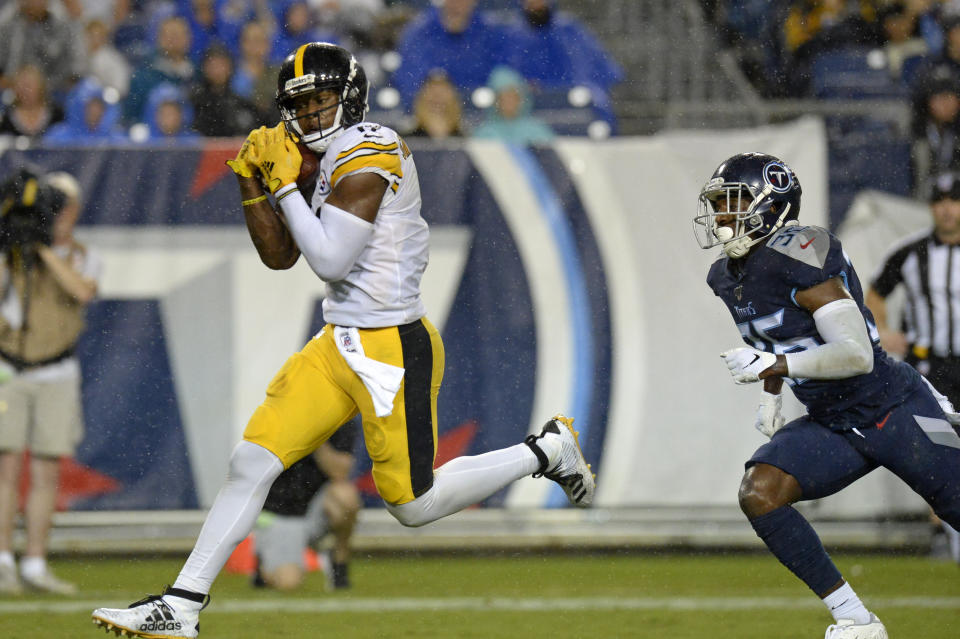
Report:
694,152,960,639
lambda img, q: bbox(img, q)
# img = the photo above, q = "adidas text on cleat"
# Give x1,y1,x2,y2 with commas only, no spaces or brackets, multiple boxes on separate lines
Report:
824,614,888,639
92,587,208,638
524,414,596,507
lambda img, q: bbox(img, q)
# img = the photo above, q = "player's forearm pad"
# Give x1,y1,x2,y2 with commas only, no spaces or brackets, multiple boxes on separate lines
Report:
279,190,374,282
784,298,874,379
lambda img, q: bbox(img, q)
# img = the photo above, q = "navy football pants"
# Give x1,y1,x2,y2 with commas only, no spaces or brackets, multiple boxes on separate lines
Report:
749,384,960,528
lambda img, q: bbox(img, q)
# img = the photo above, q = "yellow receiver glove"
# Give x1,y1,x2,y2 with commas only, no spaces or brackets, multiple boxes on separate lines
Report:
254,124,302,194
226,128,262,178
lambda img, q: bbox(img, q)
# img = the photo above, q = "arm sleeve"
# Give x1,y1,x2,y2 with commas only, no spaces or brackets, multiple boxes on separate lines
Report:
277,188,374,282
784,298,875,379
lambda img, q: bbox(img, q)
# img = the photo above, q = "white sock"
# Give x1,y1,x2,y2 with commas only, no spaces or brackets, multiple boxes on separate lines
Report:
20,556,46,579
385,443,540,527
171,441,283,598
823,582,871,624
0,551,15,569
532,429,561,468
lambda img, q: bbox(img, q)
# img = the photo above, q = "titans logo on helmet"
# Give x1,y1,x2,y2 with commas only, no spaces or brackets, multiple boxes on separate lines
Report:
763,161,793,193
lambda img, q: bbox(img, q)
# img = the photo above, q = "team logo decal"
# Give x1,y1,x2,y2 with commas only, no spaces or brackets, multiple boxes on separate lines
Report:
317,172,330,195
763,161,792,193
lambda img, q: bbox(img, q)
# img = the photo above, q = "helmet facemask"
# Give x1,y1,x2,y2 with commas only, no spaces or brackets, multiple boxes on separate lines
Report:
278,79,343,153
278,72,368,154
694,180,792,259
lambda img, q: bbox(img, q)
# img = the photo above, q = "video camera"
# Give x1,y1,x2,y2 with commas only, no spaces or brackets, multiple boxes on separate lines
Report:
0,167,64,252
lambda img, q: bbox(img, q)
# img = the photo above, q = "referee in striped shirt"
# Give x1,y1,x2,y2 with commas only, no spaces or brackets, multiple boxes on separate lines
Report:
866,171,960,563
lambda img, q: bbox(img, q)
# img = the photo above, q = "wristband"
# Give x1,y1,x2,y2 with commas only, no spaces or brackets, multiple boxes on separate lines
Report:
275,183,299,201
242,194,268,207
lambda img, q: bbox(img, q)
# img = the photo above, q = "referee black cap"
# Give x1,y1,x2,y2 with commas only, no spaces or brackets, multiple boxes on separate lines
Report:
930,172,960,203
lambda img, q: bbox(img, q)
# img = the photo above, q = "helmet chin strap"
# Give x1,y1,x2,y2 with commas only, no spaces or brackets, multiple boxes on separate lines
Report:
722,235,752,259
716,202,793,259
301,103,346,153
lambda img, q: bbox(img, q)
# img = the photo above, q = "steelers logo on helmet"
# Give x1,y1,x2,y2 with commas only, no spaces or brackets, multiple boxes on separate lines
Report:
763,161,793,193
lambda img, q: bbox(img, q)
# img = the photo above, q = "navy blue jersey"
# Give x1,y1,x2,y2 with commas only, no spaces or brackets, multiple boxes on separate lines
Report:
707,225,923,429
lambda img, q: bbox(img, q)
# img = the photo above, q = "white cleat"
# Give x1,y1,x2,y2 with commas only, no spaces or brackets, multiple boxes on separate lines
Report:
525,414,596,507
21,568,77,595
92,589,203,638
0,563,22,595
824,614,888,639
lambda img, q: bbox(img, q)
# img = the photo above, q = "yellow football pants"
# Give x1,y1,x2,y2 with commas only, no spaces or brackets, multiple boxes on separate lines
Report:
243,318,444,505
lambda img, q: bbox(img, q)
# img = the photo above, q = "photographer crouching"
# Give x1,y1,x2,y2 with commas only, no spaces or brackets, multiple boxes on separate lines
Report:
0,168,101,595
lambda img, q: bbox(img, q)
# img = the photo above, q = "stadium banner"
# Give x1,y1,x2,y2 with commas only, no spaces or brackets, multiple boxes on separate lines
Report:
2,116,929,517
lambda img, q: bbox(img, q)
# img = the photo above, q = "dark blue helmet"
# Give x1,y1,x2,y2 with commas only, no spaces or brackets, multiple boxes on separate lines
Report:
694,152,802,258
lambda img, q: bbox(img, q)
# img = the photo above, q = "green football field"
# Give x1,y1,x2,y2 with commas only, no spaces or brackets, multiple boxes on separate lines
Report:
0,552,957,638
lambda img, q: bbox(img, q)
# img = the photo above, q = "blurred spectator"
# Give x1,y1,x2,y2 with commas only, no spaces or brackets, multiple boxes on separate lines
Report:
309,0,384,49
407,71,464,139
782,0,885,96
308,0,385,85
269,1,338,64
60,0,131,27
190,44,259,136
911,14,960,94
175,0,258,63
783,0,883,55
909,0,948,58
179,0,230,63
472,66,554,145
502,0,623,95
876,1,929,80
0,65,64,139
0,0,86,94
707,0,791,97
85,19,132,98
393,0,509,109
142,82,198,141
910,71,960,196
45,78,127,145
125,15,195,123
232,20,280,124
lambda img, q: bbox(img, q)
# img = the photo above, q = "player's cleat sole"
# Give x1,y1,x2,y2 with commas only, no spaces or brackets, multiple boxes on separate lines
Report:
92,588,205,638
824,613,888,639
92,616,189,638
526,414,596,507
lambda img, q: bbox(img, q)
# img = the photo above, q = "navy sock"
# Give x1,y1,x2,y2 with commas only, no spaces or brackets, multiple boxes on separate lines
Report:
749,505,842,596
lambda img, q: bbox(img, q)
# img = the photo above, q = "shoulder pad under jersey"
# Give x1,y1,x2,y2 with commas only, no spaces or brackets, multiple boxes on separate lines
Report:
326,122,404,190
766,225,832,269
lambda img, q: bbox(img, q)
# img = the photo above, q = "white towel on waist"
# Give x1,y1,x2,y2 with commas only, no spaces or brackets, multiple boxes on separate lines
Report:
333,326,405,417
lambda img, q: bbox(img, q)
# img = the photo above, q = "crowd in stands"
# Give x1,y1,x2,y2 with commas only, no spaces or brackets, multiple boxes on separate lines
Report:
0,0,623,145
706,0,960,197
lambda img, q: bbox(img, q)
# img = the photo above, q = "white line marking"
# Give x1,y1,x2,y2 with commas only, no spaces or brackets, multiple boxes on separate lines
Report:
6,596,960,615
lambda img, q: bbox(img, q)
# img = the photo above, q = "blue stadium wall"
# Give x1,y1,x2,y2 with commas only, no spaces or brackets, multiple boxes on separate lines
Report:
11,120,919,518
4,141,614,511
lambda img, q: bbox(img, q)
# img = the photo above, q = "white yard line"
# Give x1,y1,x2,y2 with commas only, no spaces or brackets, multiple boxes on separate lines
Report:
5,596,960,615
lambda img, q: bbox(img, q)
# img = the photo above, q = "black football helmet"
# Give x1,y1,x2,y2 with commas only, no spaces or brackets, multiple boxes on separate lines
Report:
276,42,369,153
694,152,802,259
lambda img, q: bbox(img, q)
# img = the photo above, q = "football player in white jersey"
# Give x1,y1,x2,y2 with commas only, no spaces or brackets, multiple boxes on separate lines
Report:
91,42,595,638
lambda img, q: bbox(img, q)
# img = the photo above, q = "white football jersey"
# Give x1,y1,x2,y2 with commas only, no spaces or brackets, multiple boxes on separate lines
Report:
310,122,428,328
